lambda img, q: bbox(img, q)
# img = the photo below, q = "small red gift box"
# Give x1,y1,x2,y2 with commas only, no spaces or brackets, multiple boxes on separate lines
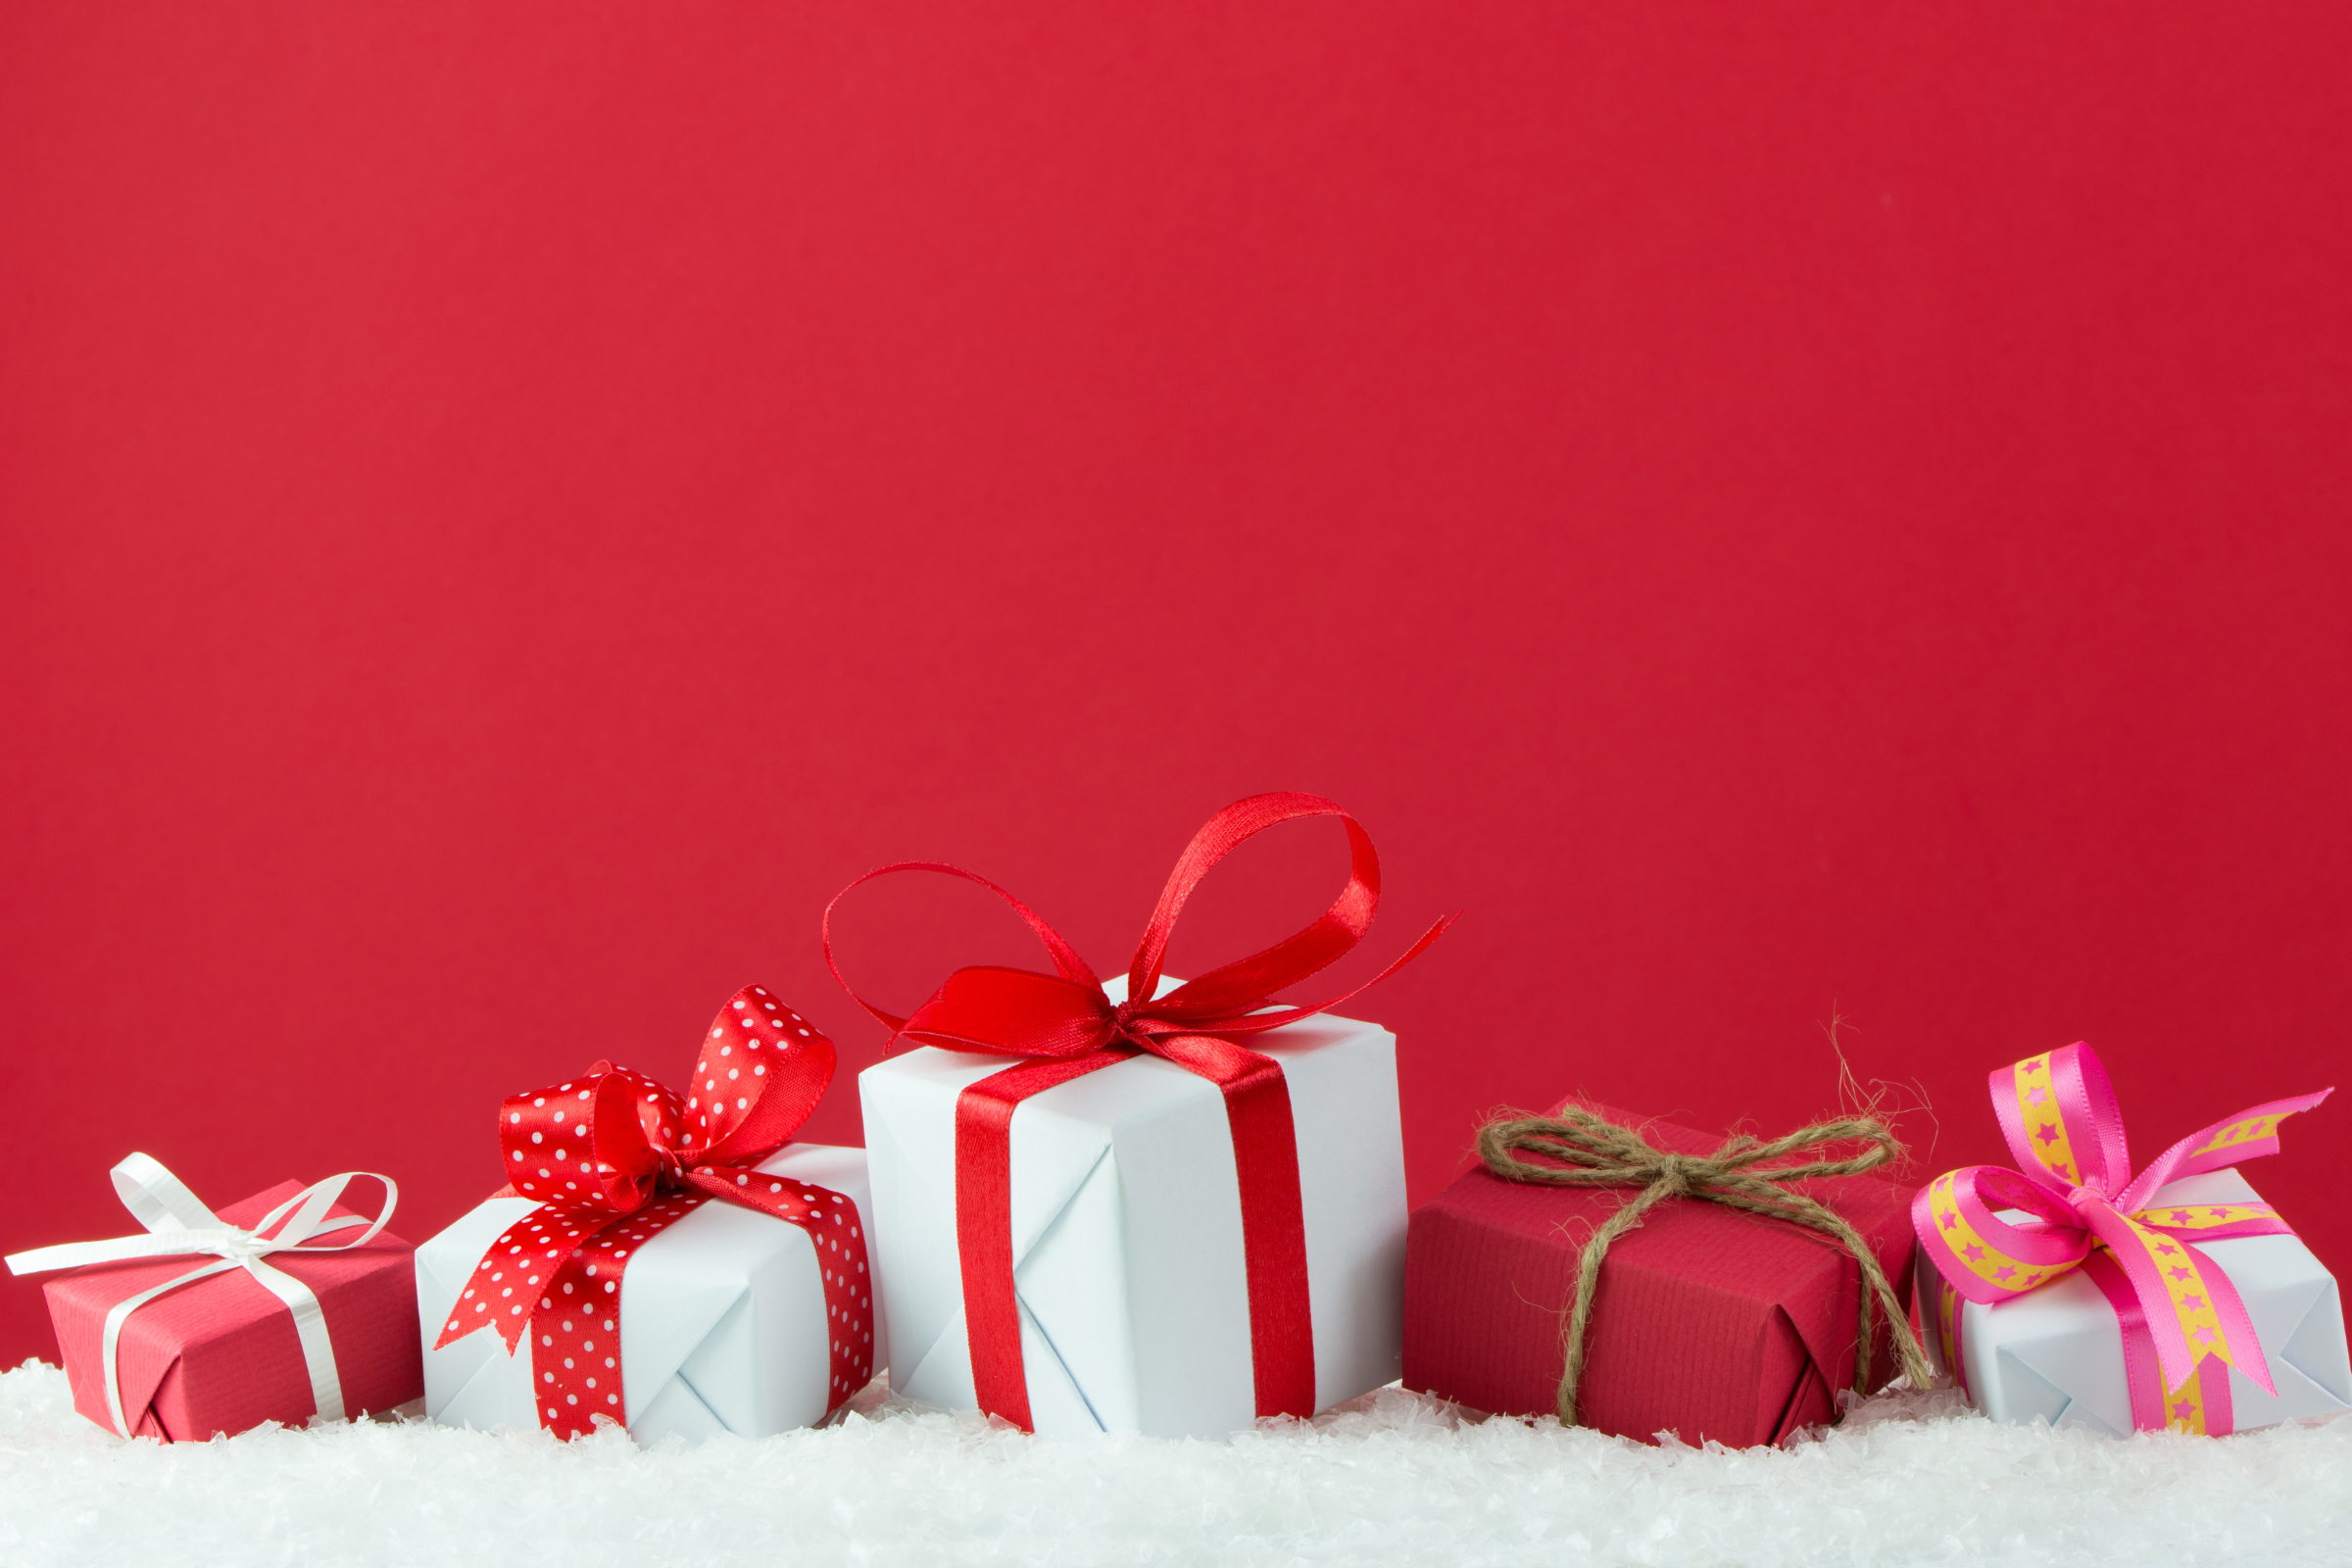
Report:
1402,1099,1920,1446
15,1158,421,1441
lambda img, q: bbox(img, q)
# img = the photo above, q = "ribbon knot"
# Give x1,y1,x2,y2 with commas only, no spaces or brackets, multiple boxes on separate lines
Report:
1642,1153,1703,1196
1103,998,1151,1048
2064,1183,2111,1216
1916,1042,2330,1409
1479,1105,1931,1428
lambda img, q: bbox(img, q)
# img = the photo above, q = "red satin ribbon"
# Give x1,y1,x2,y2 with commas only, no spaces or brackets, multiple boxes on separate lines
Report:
432,986,874,1439
828,792,1452,1431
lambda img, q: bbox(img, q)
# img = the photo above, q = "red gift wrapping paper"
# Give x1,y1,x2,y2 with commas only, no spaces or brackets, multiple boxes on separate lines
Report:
38,1179,422,1441
1402,1100,1919,1446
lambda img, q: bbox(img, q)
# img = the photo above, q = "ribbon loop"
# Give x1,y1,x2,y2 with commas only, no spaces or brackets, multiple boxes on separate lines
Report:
1123,795,1382,1020
1917,1042,2330,1414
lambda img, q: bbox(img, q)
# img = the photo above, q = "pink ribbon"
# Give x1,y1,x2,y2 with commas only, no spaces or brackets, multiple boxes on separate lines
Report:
1915,1041,2329,1426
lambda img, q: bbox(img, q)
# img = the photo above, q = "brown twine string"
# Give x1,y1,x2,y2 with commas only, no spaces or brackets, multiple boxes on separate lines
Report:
1476,1106,1933,1428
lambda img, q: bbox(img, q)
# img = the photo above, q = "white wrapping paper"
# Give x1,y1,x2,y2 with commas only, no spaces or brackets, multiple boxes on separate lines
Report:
1920,1169,2350,1436
416,1143,881,1443
859,979,1407,1437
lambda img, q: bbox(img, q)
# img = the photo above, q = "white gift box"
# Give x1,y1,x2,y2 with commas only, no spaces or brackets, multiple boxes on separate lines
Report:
415,1144,882,1443
1920,1169,2351,1436
859,978,1407,1437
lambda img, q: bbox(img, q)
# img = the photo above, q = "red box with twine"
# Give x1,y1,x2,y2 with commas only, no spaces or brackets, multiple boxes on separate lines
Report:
1402,1098,1924,1446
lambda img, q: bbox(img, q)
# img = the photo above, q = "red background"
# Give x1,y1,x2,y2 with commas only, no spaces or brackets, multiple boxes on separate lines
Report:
4,5,2347,1370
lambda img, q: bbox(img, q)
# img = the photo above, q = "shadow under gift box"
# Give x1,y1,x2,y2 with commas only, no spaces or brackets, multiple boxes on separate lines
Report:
415,1144,880,1443
859,977,1407,1437
39,1181,421,1441
1919,1167,2350,1435
1402,1101,1918,1446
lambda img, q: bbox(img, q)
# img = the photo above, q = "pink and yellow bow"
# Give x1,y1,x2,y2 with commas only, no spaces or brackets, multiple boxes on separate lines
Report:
1915,1042,2329,1397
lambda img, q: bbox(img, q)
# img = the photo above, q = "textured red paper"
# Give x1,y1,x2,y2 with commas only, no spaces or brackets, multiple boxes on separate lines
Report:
39,1180,421,1442
1402,1102,1917,1446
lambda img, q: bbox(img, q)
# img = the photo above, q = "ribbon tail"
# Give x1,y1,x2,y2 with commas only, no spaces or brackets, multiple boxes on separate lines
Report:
2084,1248,2244,1431
2118,1088,2334,1207
435,1204,629,1355
1157,911,1458,1039
6,1229,254,1275
2183,1241,2273,1396
2088,1204,2273,1396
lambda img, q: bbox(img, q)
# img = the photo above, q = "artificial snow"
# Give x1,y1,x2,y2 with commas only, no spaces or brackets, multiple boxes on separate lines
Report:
2,1361,2346,1568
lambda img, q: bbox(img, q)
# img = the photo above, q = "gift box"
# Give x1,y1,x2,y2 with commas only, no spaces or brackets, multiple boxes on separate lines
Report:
1402,1100,1920,1446
832,792,1447,1437
861,978,1407,1437
1915,1042,2344,1437
9,1155,419,1442
417,1142,881,1443
1918,1167,2350,1434
419,986,882,1443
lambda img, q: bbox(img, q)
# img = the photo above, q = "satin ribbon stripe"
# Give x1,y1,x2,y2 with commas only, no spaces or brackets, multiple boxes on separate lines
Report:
2190,1115,2288,1165
2171,1358,2233,1436
1914,1041,2331,1419
2082,1249,2238,1436
5,1155,398,1439
1932,1276,1970,1397
1916,1170,2084,1298
2103,1208,2248,1386
437,986,874,1439
2002,1054,2086,1189
2134,1202,2289,1238
829,792,1451,1431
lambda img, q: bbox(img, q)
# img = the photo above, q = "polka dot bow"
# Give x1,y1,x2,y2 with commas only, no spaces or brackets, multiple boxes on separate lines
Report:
434,986,874,1437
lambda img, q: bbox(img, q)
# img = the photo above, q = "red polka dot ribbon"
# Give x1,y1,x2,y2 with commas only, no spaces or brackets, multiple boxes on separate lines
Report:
433,986,874,1439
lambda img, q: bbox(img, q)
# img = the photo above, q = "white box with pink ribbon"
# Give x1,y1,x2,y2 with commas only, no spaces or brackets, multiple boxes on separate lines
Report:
1914,1042,2348,1437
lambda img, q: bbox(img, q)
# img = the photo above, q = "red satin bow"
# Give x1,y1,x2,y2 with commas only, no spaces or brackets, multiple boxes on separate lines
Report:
433,986,873,1438
827,791,1452,1430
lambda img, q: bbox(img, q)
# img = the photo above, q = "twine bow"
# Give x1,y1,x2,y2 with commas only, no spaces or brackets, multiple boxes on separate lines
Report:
1477,1106,1931,1427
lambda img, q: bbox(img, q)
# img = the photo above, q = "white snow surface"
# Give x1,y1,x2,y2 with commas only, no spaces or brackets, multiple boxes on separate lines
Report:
3,1360,2348,1568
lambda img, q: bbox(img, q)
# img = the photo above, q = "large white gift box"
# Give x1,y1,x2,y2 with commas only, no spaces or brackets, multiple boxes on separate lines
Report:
859,978,1407,1437
416,1144,882,1443
1920,1168,2350,1436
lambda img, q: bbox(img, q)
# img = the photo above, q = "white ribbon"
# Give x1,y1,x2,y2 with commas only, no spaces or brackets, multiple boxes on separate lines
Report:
6,1153,397,1439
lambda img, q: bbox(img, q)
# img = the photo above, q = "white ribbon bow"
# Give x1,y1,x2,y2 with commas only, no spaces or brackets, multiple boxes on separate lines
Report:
6,1153,397,1439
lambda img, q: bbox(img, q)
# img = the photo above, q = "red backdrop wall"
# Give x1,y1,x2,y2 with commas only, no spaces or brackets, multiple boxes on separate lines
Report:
4,5,2347,1370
